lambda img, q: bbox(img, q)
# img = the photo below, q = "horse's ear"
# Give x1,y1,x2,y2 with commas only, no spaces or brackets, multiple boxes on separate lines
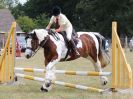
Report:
33,31,36,35
33,31,37,39
25,34,30,40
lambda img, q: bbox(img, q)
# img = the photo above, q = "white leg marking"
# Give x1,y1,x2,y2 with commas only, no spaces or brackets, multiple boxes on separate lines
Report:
94,60,108,85
42,57,60,92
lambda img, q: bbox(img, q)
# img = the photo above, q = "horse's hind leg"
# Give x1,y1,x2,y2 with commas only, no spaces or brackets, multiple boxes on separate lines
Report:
93,60,108,85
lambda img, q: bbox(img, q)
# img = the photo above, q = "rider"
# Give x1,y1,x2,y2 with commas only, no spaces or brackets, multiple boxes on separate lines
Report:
46,6,80,56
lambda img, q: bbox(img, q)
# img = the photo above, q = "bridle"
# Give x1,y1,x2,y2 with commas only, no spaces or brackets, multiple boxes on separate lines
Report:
26,46,41,57
26,35,49,57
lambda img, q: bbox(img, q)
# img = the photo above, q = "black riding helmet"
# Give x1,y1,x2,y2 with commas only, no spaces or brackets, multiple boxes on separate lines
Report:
52,6,61,16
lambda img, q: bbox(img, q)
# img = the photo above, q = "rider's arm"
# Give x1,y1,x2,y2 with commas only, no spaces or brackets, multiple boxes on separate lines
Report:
46,16,54,29
46,23,52,29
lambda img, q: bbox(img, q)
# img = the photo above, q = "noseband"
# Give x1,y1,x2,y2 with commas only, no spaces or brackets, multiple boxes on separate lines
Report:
26,45,41,57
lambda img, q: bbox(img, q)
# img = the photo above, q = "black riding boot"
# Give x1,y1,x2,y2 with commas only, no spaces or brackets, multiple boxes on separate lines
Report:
69,39,80,57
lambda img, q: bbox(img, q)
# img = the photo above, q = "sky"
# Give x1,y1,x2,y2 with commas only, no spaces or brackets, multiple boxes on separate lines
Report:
19,0,27,4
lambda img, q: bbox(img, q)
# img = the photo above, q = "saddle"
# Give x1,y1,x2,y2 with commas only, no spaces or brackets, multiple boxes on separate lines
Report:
47,29,78,49
47,29,79,60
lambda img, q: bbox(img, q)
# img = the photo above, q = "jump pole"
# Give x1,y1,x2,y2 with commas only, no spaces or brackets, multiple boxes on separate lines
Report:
15,73,104,93
15,67,111,76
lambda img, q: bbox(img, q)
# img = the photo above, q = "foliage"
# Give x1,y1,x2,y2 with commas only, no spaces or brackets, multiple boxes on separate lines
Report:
11,0,133,37
34,14,50,28
75,0,133,37
0,0,19,8
11,3,25,19
0,0,6,8
17,16,36,32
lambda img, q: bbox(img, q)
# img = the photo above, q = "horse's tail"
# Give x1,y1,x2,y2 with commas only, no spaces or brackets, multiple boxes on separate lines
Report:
94,33,110,68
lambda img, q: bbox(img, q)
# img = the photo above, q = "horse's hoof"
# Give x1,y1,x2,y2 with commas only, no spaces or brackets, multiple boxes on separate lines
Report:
40,86,48,92
46,83,51,87
103,81,108,85
14,76,18,81
101,76,108,86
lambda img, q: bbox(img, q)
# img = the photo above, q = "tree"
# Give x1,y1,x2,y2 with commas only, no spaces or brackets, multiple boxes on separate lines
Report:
0,0,6,8
11,3,25,19
34,14,50,28
75,0,133,37
11,0,133,37
0,0,19,8
17,16,36,32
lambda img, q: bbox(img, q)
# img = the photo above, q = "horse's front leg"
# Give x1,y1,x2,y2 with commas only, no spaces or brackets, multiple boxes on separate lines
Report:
40,56,60,92
94,60,108,86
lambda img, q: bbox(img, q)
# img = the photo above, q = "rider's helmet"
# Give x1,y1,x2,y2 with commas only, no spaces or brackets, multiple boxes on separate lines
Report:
52,6,61,16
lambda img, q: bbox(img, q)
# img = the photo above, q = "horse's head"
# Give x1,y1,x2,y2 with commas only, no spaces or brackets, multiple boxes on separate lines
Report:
25,30,39,58
25,29,49,59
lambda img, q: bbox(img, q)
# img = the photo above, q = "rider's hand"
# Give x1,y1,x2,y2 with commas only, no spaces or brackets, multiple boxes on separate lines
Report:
55,28,61,32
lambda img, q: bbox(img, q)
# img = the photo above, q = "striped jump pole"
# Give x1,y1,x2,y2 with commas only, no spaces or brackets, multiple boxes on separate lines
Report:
15,67,111,76
15,73,104,93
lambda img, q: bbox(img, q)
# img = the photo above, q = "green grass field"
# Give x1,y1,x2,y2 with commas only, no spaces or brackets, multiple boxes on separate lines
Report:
0,49,133,99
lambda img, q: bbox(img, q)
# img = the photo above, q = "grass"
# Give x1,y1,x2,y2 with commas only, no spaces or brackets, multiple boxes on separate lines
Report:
0,48,133,99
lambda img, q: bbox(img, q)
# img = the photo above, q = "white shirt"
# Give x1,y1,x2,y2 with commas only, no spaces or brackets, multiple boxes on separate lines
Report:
49,13,72,31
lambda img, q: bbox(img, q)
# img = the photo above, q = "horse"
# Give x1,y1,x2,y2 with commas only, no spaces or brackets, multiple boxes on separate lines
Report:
25,29,110,92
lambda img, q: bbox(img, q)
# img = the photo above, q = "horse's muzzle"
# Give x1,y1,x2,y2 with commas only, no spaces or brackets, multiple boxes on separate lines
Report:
26,54,31,59
25,48,32,59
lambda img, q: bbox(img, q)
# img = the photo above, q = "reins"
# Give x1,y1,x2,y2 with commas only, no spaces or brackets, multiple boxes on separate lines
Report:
29,36,50,58
31,46,41,57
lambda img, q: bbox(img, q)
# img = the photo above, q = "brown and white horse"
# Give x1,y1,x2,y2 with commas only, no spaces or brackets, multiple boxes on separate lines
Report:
25,29,110,92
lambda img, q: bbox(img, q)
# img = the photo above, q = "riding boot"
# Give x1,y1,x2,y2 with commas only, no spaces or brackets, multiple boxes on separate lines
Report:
69,39,80,57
